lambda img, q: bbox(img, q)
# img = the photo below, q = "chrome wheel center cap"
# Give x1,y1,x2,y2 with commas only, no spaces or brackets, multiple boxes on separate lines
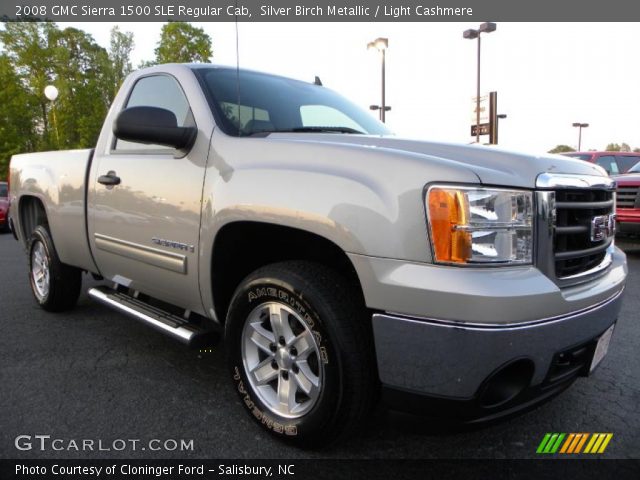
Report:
275,348,293,370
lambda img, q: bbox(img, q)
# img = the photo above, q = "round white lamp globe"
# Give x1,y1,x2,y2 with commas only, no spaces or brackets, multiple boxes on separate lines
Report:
44,85,59,101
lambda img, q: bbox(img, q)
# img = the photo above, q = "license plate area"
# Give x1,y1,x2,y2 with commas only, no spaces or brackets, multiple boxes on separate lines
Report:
589,324,615,373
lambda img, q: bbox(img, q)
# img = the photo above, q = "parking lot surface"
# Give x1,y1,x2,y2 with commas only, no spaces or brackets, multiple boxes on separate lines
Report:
1,232,638,459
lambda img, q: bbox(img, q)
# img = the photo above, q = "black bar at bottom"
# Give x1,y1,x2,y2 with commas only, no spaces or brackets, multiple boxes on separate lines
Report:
2,459,640,480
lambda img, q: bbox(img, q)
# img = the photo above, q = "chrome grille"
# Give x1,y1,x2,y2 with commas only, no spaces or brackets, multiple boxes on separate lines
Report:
616,186,640,208
553,189,614,278
535,173,616,287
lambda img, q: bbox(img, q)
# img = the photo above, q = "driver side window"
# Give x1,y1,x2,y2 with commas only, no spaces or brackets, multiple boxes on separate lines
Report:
115,75,192,152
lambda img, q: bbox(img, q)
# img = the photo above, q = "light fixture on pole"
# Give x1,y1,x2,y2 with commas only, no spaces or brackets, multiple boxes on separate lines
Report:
367,37,390,122
44,85,60,148
572,122,589,151
463,22,497,143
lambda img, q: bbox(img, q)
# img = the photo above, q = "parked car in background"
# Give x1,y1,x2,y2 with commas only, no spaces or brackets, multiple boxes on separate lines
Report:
562,151,640,175
0,181,9,232
613,162,640,237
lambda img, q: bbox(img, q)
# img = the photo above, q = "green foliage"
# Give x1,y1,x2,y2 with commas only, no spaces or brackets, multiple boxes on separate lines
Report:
154,22,212,64
0,22,136,172
0,54,38,180
48,26,112,149
108,26,135,99
604,143,635,152
0,21,212,181
548,145,575,154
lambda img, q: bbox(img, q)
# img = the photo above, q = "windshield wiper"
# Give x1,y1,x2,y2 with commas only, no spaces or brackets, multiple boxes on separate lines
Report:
247,126,365,136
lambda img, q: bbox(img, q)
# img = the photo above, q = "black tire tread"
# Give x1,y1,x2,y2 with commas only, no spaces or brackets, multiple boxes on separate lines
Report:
230,260,377,446
29,225,82,312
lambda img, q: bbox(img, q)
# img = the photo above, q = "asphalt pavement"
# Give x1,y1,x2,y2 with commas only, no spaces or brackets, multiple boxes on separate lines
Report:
1,232,638,459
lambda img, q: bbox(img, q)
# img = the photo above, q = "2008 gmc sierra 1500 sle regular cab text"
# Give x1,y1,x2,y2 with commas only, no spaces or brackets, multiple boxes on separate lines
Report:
8,64,627,446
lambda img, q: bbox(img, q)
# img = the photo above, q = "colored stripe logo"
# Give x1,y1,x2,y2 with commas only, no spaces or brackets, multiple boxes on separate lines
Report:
537,433,613,454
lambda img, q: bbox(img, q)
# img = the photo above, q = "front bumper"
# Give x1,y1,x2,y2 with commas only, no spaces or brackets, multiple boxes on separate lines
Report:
372,289,623,418
347,248,627,417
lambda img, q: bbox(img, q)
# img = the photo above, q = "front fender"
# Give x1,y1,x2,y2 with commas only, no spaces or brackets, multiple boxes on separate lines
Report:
197,129,479,319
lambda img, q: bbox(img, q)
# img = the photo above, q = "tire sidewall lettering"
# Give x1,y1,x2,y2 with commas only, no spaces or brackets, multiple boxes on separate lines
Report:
229,281,340,438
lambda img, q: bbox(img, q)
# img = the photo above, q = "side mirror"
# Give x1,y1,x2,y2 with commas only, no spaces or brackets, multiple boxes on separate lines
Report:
113,106,196,150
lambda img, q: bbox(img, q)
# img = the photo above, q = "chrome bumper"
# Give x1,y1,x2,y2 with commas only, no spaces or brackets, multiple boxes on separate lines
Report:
372,288,624,399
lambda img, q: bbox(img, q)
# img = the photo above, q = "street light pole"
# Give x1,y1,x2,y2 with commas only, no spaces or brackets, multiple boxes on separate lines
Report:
463,23,496,143
381,47,386,122
572,122,589,151
368,37,390,123
476,33,481,144
44,85,60,148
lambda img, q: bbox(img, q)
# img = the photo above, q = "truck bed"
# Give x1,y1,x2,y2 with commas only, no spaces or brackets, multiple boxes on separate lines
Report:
9,149,97,273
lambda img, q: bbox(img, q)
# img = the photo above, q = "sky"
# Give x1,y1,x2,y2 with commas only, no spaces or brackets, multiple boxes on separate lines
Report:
61,22,640,154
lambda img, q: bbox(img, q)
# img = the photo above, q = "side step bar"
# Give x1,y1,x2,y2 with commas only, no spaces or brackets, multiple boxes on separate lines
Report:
88,286,218,347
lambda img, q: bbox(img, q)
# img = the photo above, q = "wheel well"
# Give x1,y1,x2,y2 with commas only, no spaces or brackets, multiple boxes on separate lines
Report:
211,221,365,323
19,196,48,243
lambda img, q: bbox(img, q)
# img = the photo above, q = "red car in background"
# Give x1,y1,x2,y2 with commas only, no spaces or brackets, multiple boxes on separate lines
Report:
0,181,9,232
612,163,640,237
563,151,640,175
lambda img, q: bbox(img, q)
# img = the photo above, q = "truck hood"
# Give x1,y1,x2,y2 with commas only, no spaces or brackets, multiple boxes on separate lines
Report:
265,133,607,189
612,173,640,184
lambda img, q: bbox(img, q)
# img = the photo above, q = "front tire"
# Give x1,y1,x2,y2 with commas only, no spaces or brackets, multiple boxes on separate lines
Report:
225,261,376,447
29,225,82,312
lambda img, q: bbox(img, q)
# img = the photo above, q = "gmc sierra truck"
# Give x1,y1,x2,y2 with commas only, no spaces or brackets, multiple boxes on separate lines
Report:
8,64,627,446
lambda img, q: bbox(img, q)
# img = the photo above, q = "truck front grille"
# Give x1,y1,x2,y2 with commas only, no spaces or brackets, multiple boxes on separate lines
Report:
535,173,616,287
554,189,614,278
616,186,640,208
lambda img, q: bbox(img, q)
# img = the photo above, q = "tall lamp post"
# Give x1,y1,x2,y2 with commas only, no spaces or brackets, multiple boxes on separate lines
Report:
367,37,390,122
572,122,589,151
44,85,60,148
463,22,497,143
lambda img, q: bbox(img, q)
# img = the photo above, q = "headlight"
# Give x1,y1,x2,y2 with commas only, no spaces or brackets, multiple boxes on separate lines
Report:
426,185,533,265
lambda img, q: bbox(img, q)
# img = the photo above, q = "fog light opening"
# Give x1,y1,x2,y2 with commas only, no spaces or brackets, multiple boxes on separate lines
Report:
478,359,534,408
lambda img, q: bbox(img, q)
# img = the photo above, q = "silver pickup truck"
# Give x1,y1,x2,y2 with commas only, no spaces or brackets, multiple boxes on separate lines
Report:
8,64,627,446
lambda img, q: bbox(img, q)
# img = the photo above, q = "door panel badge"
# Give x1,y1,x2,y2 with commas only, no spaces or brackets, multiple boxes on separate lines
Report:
152,237,195,253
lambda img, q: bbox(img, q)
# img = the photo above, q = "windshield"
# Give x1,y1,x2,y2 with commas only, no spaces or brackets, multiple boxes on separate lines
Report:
628,162,640,173
0,183,7,198
193,67,391,137
617,155,640,173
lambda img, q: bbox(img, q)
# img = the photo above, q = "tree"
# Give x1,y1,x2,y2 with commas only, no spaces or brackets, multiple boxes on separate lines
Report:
548,145,575,154
605,143,621,151
0,22,114,152
0,22,59,149
154,22,212,64
0,54,39,180
46,27,112,149
108,26,134,100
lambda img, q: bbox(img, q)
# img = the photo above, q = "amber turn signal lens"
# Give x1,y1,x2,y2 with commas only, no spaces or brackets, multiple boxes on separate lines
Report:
427,188,471,263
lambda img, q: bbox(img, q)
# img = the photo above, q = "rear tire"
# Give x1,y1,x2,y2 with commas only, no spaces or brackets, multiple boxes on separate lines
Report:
29,225,82,312
225,261,377,447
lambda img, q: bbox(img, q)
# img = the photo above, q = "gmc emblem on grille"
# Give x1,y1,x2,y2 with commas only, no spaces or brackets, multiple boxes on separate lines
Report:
590,214,616,242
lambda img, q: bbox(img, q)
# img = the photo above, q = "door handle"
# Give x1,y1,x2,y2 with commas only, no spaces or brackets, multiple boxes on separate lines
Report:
98,171,121,186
